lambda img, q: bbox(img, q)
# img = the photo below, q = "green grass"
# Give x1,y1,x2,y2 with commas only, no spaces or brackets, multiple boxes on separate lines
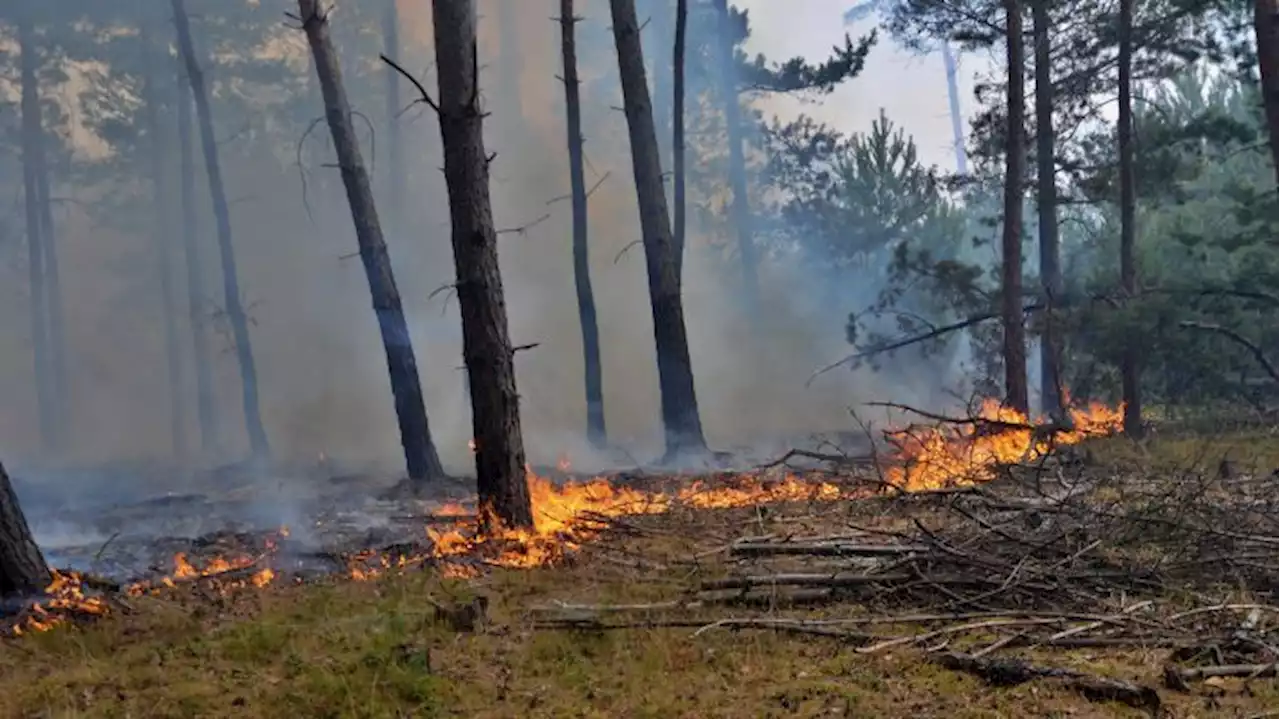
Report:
0,569,1193,719
5,553,1273,718
1086,425,1277,472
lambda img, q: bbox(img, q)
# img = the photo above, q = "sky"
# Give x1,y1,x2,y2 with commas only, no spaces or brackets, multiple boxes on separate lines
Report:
737,0,996,172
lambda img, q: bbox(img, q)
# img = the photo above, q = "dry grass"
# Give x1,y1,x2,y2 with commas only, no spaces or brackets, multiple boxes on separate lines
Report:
0,431,1275,719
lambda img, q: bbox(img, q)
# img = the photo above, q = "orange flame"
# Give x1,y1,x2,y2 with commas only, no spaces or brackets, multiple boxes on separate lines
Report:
423,471,847,570
10,526,294,635
423,397,1122,572
11,398,1122,633
886,397,1123,491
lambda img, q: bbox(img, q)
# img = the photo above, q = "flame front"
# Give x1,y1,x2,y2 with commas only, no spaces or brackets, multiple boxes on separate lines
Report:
10,527,291,636
423,471,847,570
423,397,1123,572
886,397,1123,491
10,397,1123,634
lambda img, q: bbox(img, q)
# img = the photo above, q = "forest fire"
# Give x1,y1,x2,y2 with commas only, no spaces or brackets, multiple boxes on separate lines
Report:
422,398,1125,572
885,397,1124,491
7,398,1123,637
9,550,280,636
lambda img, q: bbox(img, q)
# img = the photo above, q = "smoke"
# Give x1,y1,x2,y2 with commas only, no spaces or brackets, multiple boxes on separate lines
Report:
0,0,963,518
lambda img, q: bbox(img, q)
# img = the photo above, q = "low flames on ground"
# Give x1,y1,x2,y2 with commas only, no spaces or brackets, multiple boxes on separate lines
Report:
9,397,1122,636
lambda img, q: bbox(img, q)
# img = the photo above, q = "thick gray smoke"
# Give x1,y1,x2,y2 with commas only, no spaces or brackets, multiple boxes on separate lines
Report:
0,0,966,543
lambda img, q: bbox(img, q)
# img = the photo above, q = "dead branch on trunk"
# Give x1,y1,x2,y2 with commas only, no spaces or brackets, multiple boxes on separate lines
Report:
807,303,1046,387
1178,321,1278,381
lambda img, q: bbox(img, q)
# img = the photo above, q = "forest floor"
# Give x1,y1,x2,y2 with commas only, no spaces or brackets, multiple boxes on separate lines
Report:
0,429,1276,719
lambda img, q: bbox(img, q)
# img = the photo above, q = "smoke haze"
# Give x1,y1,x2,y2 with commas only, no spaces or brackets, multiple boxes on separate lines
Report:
0,0,963,489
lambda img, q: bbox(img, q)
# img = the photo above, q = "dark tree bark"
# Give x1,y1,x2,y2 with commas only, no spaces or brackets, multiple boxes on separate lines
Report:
429,0,533,529
17,12,55,453
558,0,607,449
172,0,270,459
1117,0,1142,437
1000,0,1030,415
177,60,219,455
141,22,188,458
299,0,448,484
0,462,50,598
711,0,761,319
1255,0,1279,170
609,0,709,461
1032,0,1062,419
672,0,688,276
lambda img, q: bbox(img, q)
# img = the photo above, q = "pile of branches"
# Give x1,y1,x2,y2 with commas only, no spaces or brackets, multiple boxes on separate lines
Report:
533,433,1278,713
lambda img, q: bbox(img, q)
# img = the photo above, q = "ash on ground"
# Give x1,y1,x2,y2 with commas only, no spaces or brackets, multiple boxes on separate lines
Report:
17,460,476,584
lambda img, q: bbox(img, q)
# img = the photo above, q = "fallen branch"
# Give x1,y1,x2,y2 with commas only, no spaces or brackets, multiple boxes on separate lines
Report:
756,448,876,470
857,617,1070,654
865,401,1049,434
932,651,1162,714
728,542,929,558
700,572,911,591
690,617,874,642
1163,663,1277,690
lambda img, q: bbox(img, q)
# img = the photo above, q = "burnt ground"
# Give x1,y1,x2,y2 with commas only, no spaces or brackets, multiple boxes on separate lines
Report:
18,462,455,583
15,431,874,587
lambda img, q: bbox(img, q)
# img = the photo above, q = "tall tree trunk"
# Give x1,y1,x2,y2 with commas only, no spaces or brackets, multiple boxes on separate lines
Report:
172,0,270,459
609,0,708,461
558,0,607,449
141,23,188,459
299,0,448,484
711,0,761,320
0,462,50,598
22,9,70,449
497,0,524,121
1117,0,1142,437
650,0,673,195
1000,0,1030,415
1255,0,1279,170
429,0,533,530
941,41,969,175
1032,0,1062,419
384,0,406,234
35,161,68,450
672,0,688,276
177,61,219,456
17,13,54,453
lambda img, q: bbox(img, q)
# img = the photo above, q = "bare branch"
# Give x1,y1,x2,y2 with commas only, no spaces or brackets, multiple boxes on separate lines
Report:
381,54,440,113
1178,321,1278,381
